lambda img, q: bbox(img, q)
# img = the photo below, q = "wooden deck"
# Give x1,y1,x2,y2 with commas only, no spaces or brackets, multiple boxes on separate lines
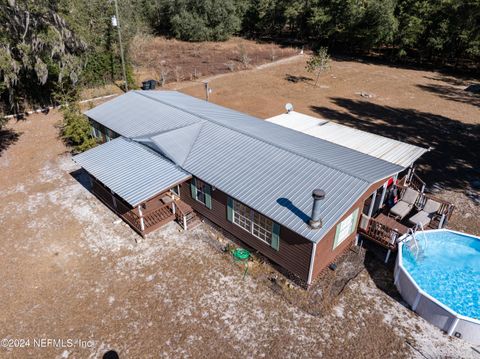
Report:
359,187,455,251
90,177,177,237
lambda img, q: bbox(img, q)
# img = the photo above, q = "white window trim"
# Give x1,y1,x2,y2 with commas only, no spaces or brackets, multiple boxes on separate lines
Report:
232,200,272,245
195,181,207,205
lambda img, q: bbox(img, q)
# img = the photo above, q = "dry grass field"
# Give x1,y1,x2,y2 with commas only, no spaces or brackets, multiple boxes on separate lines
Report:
130,36,299,87
1,52,479,358
172,55,480,236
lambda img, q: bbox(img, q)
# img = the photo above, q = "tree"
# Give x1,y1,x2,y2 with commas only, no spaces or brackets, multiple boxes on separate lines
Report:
0,0,86,113
151,0,247,41
61,103,97,153
305,47,331,87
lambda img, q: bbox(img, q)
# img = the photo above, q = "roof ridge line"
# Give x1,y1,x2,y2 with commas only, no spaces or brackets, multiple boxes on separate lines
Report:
133,91,372,184
132,121,204,140
126,136,190,173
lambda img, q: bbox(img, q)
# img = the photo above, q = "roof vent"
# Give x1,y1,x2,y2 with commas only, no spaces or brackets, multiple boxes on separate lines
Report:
308,189,326,229
285,103,293,113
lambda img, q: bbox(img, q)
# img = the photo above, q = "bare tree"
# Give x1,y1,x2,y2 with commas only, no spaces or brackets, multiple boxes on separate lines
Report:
305,47,331,87
224,61,235,72
154,61,170,87
173,66,183,82
237,44,251,69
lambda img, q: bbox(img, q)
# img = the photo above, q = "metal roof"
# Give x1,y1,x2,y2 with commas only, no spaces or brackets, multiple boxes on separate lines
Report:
73,137,191,207
83,91,403,243
267,111,429,168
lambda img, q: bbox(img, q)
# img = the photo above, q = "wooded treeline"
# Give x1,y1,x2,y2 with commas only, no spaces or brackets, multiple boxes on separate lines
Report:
1,0,479,115
151,0,480,65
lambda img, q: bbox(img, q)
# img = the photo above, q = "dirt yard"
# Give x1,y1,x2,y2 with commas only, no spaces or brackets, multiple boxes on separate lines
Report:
1,57,479,358
171,55,480,236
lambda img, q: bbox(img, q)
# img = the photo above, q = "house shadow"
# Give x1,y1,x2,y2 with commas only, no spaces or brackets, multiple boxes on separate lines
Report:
311,98,480,192
277,198,310,223
0,129,21,156
359,240,405,304
70,168,92,192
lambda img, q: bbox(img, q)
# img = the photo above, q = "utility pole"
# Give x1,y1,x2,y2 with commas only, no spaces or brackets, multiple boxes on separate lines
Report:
113,0,128,91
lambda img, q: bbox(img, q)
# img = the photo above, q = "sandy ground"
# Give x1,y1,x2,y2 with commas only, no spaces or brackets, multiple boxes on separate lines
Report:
0,110,478,358
1,58,479,358
171,55,480,236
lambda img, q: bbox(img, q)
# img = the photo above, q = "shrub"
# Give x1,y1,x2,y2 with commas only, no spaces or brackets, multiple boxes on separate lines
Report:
61,104,97,153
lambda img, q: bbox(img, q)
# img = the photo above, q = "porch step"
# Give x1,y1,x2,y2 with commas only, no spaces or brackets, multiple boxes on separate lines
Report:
185,217,202,230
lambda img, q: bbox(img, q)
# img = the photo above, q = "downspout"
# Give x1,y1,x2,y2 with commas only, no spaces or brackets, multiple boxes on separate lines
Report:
307,242,317,285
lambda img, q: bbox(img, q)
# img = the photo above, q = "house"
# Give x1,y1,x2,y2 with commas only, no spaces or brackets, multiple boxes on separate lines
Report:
73,91,449,285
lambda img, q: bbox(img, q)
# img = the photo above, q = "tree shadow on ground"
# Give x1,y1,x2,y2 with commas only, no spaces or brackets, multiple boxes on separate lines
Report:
311,98,480,191
285,73,312,84
332,53,480,79
0,129,21,156
417,83,480,108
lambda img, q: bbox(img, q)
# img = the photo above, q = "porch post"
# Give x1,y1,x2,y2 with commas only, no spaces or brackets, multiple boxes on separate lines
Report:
385,249,392,263
183,215,188,231
367,190,377,217
378,181,388,210
110,190,117,210
138,205,145,231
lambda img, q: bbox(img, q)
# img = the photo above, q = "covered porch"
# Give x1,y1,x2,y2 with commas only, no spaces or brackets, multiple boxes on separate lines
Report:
73,137,195,237
358,171,455,261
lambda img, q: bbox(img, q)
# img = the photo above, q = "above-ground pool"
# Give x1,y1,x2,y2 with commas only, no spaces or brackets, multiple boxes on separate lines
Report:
395,229,480,345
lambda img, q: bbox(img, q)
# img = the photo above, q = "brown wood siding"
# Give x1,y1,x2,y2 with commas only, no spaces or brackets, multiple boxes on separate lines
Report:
311,178,390,279
179,182,313,282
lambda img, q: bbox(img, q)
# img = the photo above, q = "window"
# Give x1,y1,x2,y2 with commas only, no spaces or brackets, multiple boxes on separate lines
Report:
233,201,252,232
190,178,212,209
333,208,359,249
252,211,273,244
228,197,279,250
195,179,207,204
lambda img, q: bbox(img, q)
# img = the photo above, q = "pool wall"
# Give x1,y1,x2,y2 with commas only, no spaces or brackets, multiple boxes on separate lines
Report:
394,229,480,345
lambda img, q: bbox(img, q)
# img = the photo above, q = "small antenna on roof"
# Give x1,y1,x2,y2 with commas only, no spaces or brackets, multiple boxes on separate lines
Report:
285,103,293,113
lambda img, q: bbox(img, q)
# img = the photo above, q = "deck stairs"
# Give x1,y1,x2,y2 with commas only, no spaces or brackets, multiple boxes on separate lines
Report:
175,200,201,230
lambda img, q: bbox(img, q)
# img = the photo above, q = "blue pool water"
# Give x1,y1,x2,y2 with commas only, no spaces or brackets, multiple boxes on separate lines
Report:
402,230,480,320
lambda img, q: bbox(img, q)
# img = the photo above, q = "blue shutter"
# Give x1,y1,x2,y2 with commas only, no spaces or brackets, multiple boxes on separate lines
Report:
190,178,197,200
227,197,233,222
271,222,280,251
205,184,212,209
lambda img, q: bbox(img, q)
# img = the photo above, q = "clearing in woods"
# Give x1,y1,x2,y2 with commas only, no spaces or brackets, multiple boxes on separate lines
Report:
0,55,479,358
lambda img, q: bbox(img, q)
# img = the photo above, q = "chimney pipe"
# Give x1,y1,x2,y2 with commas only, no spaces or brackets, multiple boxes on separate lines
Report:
309,189,326,229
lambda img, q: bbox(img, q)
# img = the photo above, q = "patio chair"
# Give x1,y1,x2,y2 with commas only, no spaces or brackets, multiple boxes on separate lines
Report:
408,198,441,227
389,187,420,220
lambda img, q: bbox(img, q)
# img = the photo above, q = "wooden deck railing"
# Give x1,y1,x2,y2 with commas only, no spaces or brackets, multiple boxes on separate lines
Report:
359,214,402,250
174,200,196,230
407,172,426,193
141,203,175,234
90,177,175,235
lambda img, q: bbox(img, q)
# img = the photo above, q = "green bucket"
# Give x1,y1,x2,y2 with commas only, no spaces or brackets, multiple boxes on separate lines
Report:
233,248,250,261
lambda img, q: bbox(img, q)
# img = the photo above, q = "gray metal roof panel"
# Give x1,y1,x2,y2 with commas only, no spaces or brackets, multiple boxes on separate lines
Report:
138,91,402,182
84,91,403,242
73,137,191,207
